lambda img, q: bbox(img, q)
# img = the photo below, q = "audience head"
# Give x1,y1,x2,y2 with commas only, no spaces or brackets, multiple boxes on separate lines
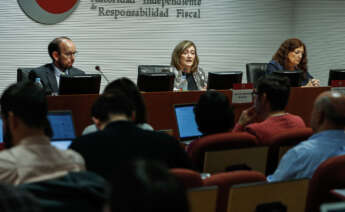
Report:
103,77,147,124
311,91,345,132
0,82,48,148
171,40,199,73
109,159,188,212
91,90,135,130
0,184,42,212
254,76,290,114
48,37,76,71
194,91,234,135
272,38,307,73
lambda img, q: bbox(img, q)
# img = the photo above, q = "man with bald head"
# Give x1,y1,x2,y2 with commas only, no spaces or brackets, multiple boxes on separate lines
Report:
33,37,85,95
267,91,345,182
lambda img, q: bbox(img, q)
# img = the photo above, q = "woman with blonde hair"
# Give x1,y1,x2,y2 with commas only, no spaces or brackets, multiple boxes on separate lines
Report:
171,40,207,90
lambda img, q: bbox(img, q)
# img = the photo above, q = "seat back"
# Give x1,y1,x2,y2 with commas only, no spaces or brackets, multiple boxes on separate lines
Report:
138,65,172,73
170,168,204,189
137,65,174,92
266,128,313,175
228,179,309,212
204,146,268,174
204,170,266,212
306,155,345,212
188,186,218,212
187,132,258,172
246,63,267,84
17,67,35,82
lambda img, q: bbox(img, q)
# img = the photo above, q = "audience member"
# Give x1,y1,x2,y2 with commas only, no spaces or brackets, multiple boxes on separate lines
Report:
171,40,207,91
69,91,194,181
107,159,188,212
0,82,84,185
233,76,306,145
0,184,42,212
19,171,109,212
194,91,234,136
267,38,320,87
267,91,345,181
82,77,153,135
33,37,85,94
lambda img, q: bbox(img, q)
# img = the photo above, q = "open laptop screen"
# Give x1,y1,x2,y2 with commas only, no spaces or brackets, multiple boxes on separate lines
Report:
174,104,202,141
47,111,76,150
0,112,75,148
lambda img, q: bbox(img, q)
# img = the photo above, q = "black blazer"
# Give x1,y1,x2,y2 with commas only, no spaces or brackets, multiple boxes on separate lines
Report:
69,121,194,181
33,63,85,94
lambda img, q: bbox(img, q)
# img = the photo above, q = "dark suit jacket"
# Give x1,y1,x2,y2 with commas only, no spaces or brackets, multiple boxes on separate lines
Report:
33,63,85,94
69,121,194,181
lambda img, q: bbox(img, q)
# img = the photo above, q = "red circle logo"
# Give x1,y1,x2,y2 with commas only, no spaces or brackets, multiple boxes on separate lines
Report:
35,0,78,14
18,0,80,24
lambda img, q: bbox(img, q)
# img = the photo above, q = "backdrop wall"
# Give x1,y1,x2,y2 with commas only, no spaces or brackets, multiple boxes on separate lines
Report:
1,0,342,93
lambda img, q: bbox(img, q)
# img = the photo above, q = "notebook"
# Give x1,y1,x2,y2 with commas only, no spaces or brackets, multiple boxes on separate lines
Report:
47,111,76,150
174,104,202,142
321,202,345,212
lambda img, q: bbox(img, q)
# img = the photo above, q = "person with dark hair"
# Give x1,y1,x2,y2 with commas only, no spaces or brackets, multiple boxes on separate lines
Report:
233,76,306,145
82,77,153,135
32,37,85,95
268,91,345,181
69,90,193,181
108,159,188,212
267,38,320,87
194,91,234,135
171,40,207,91
0,82,84,185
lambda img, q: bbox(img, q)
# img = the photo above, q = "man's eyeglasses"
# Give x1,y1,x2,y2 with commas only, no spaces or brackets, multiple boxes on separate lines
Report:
61,51,78,57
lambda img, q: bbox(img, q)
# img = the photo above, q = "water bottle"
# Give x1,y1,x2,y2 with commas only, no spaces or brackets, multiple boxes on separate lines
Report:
181,75,188,91
34,77,43,88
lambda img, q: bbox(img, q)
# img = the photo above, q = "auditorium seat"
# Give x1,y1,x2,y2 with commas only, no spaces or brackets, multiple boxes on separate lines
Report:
227,178,309,212
170,168,217,212
265,128,313,175
188,186,218,212
204,170,266,212
187,132,268,174
170,168,204,189
17,67,35,82
138,65,172,73
305,155,345,212
246,63,267,85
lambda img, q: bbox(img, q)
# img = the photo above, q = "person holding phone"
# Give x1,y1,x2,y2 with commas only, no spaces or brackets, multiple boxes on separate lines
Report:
267,38,320,87
232,76,306,145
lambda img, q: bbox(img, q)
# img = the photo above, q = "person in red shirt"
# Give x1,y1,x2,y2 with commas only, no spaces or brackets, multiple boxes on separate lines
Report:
233,75,306,145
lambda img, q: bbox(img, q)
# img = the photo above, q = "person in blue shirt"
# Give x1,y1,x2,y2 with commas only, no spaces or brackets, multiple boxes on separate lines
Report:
267,38,320,87
267,91,345,182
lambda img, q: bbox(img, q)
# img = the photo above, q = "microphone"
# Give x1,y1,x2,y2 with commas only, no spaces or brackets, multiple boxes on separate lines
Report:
95,66,110,83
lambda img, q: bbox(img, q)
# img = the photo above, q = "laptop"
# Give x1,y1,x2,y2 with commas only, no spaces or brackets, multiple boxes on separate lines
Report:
47,111,76,150
174,104,202,143
321,202,345,212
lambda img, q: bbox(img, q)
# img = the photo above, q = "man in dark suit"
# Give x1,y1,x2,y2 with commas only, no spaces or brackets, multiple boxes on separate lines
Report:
33,37,85,94
69,91,194,181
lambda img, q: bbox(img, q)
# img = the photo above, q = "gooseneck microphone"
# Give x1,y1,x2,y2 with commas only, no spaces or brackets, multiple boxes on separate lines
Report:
95,66,110,83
